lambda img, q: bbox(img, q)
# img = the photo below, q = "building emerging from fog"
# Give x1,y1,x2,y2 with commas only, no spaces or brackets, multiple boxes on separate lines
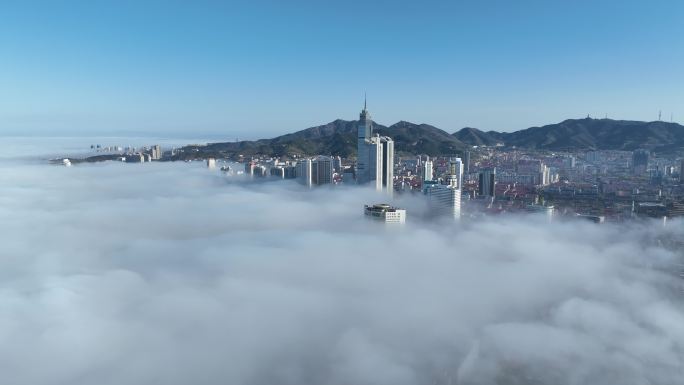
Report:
296,158,313,186
312,155,334,185
295,156,335,187
356,98,394,195
478,167,496,197
150,145,162,160
364,203,406,223
425,157,463,221
632,149,649,175
423,156,434,182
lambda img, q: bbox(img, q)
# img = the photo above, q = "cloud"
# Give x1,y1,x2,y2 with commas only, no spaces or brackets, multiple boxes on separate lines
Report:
1,157,683,385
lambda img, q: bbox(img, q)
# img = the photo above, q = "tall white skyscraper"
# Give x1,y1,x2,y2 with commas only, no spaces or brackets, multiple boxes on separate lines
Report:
426,157,462,221
426,184,461,220
151,145,162,160
356,98,394,194
367,135,384,191
380,136,394,196
333,156,342,174
423,156,433,182
451,157,464,189
296,158,312,187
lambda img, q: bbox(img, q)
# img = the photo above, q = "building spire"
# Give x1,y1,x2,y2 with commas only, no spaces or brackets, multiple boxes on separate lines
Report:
364,92,367,110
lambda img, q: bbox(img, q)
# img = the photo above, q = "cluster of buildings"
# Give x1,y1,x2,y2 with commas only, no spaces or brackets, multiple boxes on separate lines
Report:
238,100,395,194
356,99,394,195
82,143,167,163
123,145,163,163
240,155,343,184
234,102,483,224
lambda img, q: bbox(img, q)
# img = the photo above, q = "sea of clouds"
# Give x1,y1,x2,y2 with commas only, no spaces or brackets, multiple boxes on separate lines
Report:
1,139,684,385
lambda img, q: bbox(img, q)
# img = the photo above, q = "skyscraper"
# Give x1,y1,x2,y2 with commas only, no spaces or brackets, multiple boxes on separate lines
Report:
423,156,433,182
151,145,162,160
356,98,393,194
312,155,334,185
450,157,464,189
333,156,342,174
464,150,470,174
356,97,373,185
245,160,257,176
380,136,394,196
632,149,649,175
478,167,496,197
296,158,312,187
425,157,463,221
367,135,384,191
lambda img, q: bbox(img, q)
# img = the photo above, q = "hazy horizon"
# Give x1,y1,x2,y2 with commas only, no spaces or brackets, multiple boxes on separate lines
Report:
3,113,683,144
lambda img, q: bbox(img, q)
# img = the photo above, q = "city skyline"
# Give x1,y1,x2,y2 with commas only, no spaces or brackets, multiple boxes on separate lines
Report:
4,2,684,384
2,1,684,138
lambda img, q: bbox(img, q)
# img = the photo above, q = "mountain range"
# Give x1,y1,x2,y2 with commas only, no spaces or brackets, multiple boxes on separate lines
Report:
178,117,684,159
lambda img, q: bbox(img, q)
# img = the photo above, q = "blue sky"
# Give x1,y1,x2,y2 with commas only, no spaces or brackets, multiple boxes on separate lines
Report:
1,0,683,139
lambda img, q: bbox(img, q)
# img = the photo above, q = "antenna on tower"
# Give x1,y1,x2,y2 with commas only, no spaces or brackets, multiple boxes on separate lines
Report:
659,110,662,121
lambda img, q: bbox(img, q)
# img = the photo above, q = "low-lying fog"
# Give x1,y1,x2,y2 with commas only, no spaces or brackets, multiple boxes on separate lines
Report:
1,142,683,385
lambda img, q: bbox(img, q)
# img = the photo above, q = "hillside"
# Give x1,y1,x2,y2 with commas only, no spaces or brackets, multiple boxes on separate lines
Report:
452,127,503,147
172,117,684,161
183,119,466,159
455,118,684,152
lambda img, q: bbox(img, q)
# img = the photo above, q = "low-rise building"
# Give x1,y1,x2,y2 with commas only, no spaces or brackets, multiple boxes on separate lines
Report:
364,203,406,223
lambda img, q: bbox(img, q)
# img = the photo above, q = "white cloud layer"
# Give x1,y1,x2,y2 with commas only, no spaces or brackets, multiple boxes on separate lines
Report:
1,157,683,385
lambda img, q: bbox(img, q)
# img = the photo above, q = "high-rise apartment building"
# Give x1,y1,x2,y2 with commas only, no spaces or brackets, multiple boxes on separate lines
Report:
312,155,334,185
333,156,342,174
464,150,470,174
478,167,496,197
380,136,394,196
423,156,434,182
245,160,257,176
296,158,313,186
150,145,162,160
367,136,384,191
632,149,649,175
295,156,334,186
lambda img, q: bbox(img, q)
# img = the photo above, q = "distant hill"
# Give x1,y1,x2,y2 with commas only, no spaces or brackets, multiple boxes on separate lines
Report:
455,118,684,152
174,117,684,160
452,127,503,147
375,121,465,155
